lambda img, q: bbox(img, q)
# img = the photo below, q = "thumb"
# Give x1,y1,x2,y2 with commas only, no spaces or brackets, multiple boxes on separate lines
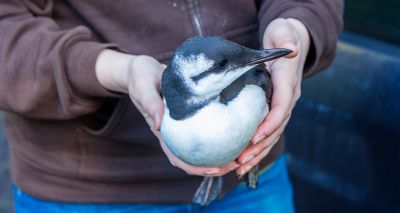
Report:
132,78,164,131
141,90,164,131
275,40,298,59
263,18,299,58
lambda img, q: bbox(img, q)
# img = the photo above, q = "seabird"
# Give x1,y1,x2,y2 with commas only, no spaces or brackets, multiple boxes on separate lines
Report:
160,36,291,205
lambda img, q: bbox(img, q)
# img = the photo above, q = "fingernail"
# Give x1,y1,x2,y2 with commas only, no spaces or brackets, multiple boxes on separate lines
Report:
253,135,265,144
154,114,161,130
239,166,252,176
243,165,252,174
205,170,220,175
242,154,255,164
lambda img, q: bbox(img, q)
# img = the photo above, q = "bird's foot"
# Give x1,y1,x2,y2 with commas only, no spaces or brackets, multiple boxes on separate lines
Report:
239,164,259,189
193,176,223,206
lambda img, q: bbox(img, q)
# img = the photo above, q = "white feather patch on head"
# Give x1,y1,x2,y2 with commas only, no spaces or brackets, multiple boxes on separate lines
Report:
175,53,215,77
189,65,257,98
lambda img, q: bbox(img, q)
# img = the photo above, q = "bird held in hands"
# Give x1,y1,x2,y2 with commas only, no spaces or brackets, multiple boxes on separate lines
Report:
161,36,291,167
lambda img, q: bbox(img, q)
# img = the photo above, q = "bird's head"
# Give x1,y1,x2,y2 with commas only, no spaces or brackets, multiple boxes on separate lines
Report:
163,37,291,101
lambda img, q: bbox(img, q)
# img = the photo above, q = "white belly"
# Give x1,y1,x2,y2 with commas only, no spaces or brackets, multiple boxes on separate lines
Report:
161,85,268,166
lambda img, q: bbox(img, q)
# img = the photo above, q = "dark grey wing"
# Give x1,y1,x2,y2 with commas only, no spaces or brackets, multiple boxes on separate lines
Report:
220,64,272,105
220,64,273,190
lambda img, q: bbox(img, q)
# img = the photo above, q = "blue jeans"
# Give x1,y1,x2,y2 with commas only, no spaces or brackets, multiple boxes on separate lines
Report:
13,155,294,213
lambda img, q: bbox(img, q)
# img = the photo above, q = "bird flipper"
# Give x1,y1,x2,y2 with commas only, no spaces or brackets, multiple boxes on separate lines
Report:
193,176,223,206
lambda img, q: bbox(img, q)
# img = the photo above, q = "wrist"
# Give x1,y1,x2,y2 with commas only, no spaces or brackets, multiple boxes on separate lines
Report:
95,49,135,94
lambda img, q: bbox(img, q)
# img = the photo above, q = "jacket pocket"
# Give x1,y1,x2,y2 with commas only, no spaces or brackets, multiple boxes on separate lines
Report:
82,97,129,137
81,97,159,146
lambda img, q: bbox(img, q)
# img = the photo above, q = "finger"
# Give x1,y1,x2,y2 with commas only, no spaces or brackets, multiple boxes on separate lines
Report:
275,41,298,58
159,139,238,176
180,160,238,176
159,140,219,176
128,57,165,130
263,19,299,60
239,117,289,164
204,161,240,177
143,96,164,130
134,79,164,130
252,82,293,143
236,146,273,176
177,160,239,177
264,19,298,47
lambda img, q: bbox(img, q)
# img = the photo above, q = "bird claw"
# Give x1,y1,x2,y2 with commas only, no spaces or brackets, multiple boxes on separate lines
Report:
192,165,259,206
239,164,259,189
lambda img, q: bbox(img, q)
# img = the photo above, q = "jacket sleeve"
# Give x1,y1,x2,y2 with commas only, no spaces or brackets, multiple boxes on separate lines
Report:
0,0,118,119
258,0,344,77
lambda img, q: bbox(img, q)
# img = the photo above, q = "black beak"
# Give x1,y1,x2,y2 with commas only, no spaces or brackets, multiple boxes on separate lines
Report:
246,48,292,66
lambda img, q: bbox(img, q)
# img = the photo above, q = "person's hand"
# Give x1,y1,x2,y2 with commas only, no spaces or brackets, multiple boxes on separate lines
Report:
236,18,311,176
95,50,239,176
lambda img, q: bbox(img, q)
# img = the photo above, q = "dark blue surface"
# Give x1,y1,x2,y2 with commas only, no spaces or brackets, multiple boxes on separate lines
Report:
286,31,400,213
13,155,293,213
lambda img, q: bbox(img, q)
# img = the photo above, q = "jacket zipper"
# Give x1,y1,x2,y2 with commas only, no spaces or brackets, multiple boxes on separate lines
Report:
186,0,204,36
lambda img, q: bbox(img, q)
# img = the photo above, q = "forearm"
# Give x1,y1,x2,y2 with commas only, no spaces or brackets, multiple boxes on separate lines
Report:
0,0,115,119
95,49,164,96
95,49,135,94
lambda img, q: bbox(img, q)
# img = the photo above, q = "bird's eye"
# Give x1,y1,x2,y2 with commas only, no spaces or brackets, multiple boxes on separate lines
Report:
218,59,228,68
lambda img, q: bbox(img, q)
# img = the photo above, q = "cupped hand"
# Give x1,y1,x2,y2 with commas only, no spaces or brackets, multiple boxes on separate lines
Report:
236,18,311,175
95,50,239,177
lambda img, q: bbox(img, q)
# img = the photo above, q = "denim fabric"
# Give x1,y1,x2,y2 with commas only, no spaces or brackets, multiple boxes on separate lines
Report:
13,154,294,213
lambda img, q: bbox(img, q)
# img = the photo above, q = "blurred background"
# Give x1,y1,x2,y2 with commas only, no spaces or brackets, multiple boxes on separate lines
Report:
286,0,400,212
1,0,399,212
